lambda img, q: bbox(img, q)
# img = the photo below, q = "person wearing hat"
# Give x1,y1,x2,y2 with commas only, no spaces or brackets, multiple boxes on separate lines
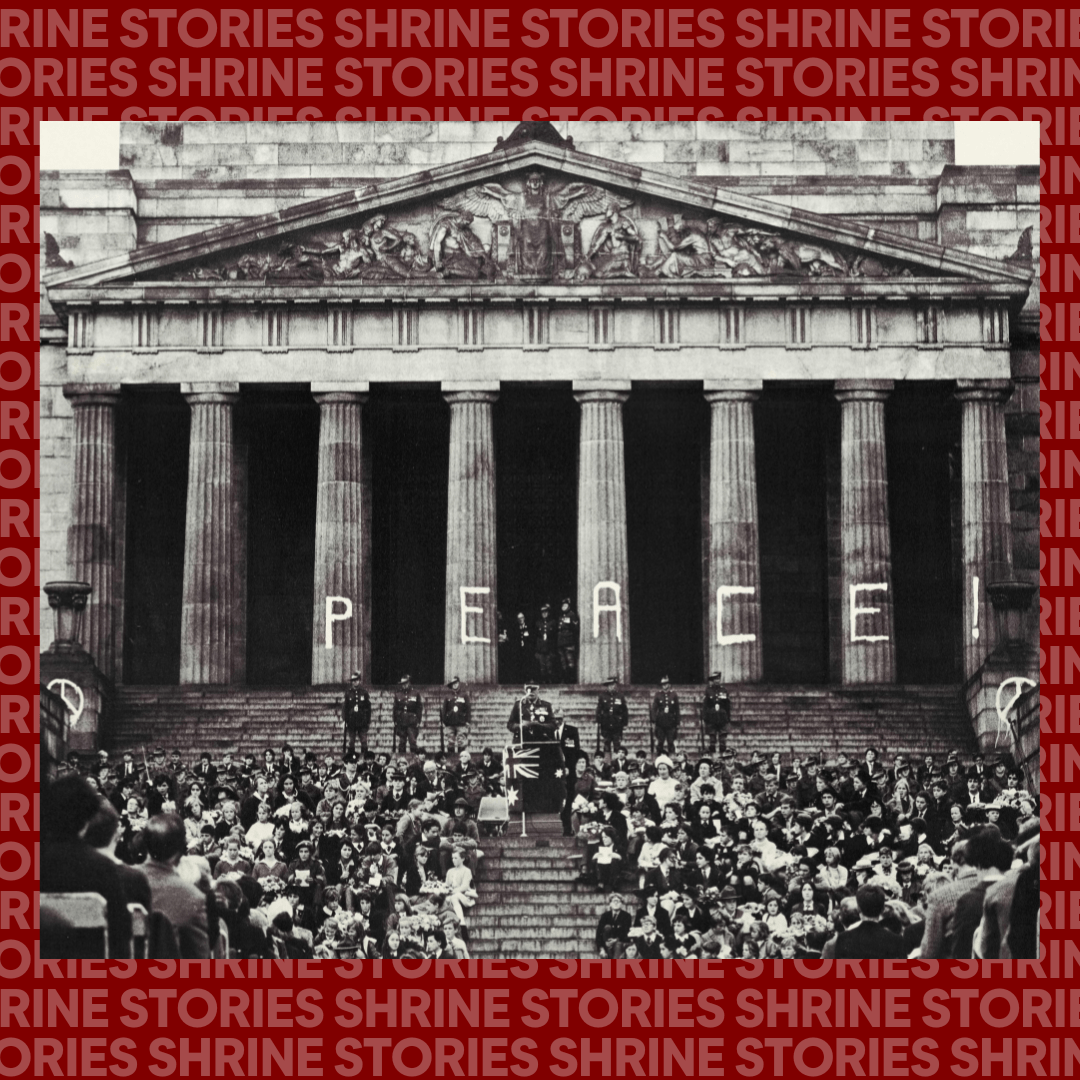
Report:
439,797,481,876
440,677,472,754
392,674,424,756
556,597,580,683
507,682,555,740
595,675,629,759
534,603,559,684
701,671,732,756
342,670,372,758
977,816,1039,959
651,676,681,756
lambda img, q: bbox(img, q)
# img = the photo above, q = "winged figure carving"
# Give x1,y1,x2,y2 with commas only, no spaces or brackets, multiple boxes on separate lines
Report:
439,171,638,280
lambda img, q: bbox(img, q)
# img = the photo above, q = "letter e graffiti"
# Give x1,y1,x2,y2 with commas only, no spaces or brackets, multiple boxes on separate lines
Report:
850,583,889,643
460,586,491,644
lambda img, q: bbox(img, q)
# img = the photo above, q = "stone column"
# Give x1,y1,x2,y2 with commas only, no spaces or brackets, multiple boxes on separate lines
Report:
705,382,764,682
575,382,631,684
443,384,499,685
311,385,369,685
63,384,123,682
835,380,896,684
180,384,240,685
956,379,1014,679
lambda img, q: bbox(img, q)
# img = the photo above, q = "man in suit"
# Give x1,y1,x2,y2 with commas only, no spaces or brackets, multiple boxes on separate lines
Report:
140,814,211,959
594,892,632,955
552,712,583,836
833,884,909,959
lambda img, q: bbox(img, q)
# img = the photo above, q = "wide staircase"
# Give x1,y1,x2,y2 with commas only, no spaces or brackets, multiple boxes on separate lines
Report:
469,813,615,960
110,683,978,760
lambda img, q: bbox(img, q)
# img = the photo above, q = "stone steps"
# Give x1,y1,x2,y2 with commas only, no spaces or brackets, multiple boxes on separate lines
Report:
109,684,975,762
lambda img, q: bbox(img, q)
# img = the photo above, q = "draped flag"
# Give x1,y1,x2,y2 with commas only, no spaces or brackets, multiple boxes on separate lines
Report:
504,745,540,781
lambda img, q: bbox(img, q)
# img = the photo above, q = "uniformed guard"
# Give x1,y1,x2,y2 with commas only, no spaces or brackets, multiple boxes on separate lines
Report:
595,675,629,759
392,674,424,756
342,669,372,757
440,676,472,754
651,675,681,756
557,597,580,683
507,683,555,742
701,670,732,756
534,603,559,683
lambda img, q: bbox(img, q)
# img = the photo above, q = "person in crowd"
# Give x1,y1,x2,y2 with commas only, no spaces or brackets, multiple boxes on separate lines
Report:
140,814,212,959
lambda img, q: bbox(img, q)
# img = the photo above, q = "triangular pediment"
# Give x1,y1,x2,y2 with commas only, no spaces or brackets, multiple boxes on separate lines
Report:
45,140,1031,295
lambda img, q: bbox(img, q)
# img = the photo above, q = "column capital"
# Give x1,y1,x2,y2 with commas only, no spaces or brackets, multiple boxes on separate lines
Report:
705,379,762,404
955,378,1013,404
63,383,122,405
442,381,500,406
835,379,894,403
182,382,240,406
573,380,631,406
312,390,369,407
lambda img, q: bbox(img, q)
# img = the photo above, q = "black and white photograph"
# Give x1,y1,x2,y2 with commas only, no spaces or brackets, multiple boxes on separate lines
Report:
39,119,1040,961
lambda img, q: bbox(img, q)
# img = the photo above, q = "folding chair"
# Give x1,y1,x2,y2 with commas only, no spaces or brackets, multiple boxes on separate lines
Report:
128,903,149,959
40,892,109,958
477,796,509,837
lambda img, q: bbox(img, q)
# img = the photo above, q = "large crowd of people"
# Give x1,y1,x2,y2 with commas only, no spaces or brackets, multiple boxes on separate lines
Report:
41,704,1038,961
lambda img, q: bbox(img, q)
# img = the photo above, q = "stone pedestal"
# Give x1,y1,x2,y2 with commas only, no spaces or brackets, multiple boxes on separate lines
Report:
575,383,631,684
705,383,763,682
63,384,122,682
311,387,368,685
443,385,499,685
956,379,1014,680
180,385,241,685
40,580,110,753
835,380,896,683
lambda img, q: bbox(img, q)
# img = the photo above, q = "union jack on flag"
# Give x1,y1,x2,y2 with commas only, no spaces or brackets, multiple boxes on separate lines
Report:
504,746,540,781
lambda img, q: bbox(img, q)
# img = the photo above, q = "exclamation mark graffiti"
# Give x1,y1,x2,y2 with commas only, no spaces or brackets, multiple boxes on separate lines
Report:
972,575,980,640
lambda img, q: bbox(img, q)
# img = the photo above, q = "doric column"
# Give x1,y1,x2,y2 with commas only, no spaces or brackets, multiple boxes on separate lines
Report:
705,381,763,682
956,379,1014,679
63,384,122,681
311,385,369,685
574,382,631,684
443,384,499,685
180,384,240,685
835,380,896,684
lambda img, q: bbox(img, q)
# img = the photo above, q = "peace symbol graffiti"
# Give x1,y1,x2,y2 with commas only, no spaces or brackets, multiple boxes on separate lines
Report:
47,678,86,725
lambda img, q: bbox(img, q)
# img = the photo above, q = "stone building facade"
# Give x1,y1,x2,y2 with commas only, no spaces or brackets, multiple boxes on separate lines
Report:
40,121,1039,752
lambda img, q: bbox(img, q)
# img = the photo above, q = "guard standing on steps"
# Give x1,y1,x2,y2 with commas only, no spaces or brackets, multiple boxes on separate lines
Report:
595,676,629,759
342,669,372,757
392,674,424,756
701,670,732,756
651,676,681,756
557,597,580,684
440,676,471,754
534,603,559,684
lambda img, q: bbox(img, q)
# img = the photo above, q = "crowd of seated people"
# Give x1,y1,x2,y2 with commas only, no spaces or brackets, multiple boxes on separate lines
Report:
574,745,1039,961
46,741,508,959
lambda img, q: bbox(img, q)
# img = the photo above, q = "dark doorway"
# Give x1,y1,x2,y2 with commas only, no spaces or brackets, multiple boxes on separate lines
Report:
369,386,449,685
625,385,706,685
245,391,319,685
495,384,578,685
757,386,831,683
888,384,959,683
122,390,189,684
